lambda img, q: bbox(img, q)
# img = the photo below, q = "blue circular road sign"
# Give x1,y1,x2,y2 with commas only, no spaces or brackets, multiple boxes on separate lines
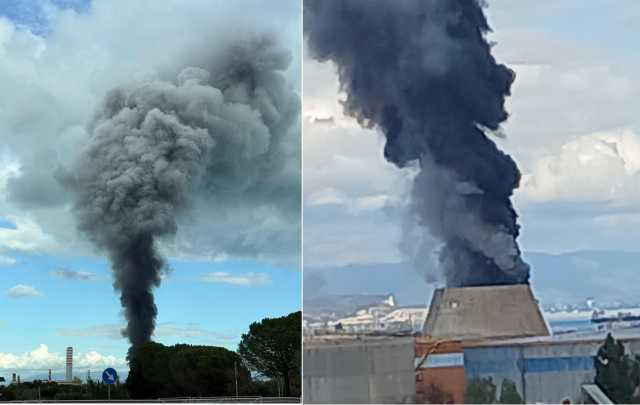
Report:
102,368,118,385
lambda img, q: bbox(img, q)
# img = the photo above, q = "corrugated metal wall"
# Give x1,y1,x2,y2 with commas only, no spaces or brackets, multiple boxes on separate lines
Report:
464,338,640,403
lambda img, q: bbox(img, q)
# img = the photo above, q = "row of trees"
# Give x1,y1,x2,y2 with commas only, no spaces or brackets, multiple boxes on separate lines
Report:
0,311,301,401
0,379,129,401
125,310,301,399
464,377,522,404
454,333,640,404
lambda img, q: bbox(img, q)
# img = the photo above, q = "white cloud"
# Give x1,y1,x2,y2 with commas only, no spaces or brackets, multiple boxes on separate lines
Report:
307,187,347,206
0,215,60,254
57,324,122,340
6,284,42,298
0,255,16,265
50,268,96,281
201,271,271,286
0,344,61,370
0,344,125,371
518,129,640,203
75,351,126,369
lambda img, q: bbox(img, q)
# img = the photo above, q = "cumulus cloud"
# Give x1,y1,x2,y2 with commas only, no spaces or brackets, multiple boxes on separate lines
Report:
0,344,125,371
518,129,640,203
201,271,271,286
6,284,42,298
50,268,96,281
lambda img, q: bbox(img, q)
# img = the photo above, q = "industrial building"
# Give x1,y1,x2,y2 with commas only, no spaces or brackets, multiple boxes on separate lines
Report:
463,330,640,403
303,284,640,403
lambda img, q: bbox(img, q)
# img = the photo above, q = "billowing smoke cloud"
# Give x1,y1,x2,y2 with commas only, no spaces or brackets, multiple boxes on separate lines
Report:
304,0,529,286
62,36,300,347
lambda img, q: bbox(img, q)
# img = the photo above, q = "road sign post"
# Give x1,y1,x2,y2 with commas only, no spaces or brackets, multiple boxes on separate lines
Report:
102,368,118,401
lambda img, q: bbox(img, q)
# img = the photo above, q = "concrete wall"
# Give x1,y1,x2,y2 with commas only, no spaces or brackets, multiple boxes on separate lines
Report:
303,337,415,403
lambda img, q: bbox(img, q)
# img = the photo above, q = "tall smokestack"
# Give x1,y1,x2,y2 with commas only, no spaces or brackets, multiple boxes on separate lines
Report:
304,0,529,287
66,347,73,381
63,35,299,348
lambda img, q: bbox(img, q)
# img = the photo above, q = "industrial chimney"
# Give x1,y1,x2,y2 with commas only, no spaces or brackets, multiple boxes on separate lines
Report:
66,347,73,382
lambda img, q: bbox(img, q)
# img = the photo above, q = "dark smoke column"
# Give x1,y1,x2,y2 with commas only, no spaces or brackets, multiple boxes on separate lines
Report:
64,37,299,347
305,0,529,286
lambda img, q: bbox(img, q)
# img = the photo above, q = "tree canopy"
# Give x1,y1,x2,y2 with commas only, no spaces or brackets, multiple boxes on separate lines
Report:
238,311,301,397
465,376,497,404
595,333,640,403
126,342,250,399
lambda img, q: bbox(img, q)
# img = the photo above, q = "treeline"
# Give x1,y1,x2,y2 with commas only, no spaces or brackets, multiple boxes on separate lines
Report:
0,380,129,401
126,342,249,398
127,311,301,398
0,311,301,401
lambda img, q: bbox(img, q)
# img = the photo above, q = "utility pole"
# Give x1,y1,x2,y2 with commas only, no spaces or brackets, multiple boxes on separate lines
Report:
234,361,239,398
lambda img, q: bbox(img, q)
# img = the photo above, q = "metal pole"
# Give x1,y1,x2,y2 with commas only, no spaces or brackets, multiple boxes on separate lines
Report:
108,384,111,401
234,361,238,398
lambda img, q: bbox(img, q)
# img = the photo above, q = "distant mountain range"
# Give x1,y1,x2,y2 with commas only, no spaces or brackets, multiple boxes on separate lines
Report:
304,250,640,309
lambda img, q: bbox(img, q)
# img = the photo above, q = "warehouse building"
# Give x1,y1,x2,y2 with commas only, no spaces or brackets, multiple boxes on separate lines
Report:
304,284,640,403
463,330,640,403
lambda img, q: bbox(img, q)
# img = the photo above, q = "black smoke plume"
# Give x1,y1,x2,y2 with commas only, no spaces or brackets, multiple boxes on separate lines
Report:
304,0,529,287
63,36,299,347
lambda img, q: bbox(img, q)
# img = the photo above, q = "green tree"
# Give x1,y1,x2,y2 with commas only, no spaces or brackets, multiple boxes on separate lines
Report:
499,379,523,404
126,342,250,399
238,311,301,397
465,376,497,404
595,333,640,403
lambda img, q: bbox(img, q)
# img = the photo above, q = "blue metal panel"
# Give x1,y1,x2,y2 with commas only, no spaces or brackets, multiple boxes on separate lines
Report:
415,353,464,369
523,356,594,373
464,347,523,377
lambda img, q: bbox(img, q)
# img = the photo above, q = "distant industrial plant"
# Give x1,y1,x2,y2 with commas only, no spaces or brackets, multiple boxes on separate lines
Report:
303,285,640,403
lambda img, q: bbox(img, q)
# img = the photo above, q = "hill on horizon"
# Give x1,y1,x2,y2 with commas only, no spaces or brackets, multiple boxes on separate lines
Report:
304,250,640,309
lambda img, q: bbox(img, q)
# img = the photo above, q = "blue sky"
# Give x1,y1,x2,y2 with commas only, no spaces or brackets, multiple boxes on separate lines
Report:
0,0,301,379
